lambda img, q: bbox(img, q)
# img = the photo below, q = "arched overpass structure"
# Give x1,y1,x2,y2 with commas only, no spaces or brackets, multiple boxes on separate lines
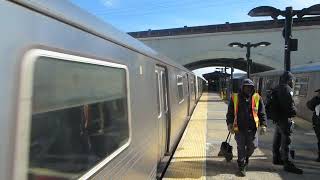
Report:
129,17,320,73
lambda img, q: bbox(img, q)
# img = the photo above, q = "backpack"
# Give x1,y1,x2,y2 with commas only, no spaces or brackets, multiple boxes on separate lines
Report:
265,88,280,122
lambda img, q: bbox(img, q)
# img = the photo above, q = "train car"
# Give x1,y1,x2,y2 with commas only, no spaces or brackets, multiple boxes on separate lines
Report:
251,62,320,122
0,1,202,180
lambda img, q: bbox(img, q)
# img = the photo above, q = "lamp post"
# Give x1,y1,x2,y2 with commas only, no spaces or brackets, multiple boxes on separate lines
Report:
248,4,320,71
228,41,271,78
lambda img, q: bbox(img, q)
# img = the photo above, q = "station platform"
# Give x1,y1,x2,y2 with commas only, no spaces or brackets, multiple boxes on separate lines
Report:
163,92,320,180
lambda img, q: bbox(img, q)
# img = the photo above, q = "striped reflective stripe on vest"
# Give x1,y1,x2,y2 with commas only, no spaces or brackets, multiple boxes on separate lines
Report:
231,93,239,132
231,93,260,132
252,93,260,128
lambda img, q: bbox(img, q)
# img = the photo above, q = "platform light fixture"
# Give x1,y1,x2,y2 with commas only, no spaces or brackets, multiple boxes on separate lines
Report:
228,42,271,78
248,4,320,71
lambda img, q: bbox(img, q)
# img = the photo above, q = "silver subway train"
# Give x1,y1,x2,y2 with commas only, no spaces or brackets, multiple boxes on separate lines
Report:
0,1,204,180
251,62,320,122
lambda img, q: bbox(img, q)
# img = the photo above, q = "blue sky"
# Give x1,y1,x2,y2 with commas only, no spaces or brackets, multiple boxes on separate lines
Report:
70,0,319,32
69,0,319,77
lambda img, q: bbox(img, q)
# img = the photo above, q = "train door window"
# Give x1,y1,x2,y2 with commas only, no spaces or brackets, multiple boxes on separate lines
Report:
253,78,259,91
273,77,279,88
193,78,197,100
161,71,168,112
258,77,263,94
177,75,184,103
156,70,161,117
190,79,194,96
184,75,189,97
294,77,309,96
20,50,131,180
198,78,202,94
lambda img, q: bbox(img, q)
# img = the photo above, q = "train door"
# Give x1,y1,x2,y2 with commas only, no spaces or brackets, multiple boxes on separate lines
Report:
155,66,169,161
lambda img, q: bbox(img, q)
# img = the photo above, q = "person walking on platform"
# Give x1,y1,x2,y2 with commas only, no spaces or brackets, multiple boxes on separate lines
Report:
307,88,320,162
226,79,267,177
271,71,303,174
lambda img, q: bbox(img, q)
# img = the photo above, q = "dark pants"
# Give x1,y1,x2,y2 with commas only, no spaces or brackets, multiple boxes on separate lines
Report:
235,130,257,166
312,117,320,152
273,125,291,162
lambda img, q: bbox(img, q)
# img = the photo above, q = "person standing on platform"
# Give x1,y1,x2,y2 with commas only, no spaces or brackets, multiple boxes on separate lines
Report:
226,79,267,177
271,71,303,174
307,88,320,162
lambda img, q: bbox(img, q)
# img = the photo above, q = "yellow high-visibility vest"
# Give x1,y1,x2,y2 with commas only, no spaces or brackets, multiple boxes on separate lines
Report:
231,93,260,133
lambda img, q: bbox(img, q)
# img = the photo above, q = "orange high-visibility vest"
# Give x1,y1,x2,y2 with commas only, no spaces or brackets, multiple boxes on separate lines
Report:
231,93,260,132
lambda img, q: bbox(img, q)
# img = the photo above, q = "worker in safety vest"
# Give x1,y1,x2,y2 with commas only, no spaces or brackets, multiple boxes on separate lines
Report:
226,78,267,177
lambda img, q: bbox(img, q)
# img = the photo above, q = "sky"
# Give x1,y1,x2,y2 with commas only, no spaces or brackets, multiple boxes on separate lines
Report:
69,0,319,78
70,0,319,32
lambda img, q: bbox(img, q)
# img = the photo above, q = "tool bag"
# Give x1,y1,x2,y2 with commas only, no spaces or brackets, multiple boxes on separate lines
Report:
218,132,233,162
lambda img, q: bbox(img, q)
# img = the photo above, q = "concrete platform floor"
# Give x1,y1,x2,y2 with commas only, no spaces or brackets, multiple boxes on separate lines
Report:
163,92,320,180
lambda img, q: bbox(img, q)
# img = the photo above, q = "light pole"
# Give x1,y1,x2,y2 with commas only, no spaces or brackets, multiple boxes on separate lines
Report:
228,41,271,78
248,4,320,71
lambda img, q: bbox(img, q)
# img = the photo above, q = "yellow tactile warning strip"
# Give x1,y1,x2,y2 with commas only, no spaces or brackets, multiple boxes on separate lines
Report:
163,94,208,180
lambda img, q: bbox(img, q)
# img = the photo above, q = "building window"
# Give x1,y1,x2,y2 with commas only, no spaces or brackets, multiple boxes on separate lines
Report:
27,55,130,179
294,77,309,96
177,75,184,103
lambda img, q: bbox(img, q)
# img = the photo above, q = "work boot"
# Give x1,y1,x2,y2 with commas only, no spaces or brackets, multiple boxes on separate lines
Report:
283,161,303,174
272,156,284,165
237,166,246,177
237,161,246,177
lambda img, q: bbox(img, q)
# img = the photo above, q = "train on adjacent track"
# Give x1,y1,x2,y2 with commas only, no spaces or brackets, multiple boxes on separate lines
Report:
250,62,320,122
0,1,204,180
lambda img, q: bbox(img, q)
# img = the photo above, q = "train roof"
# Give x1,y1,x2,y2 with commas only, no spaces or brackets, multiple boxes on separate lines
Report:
292,62,320,73
252,62,320,76
233,73,246,79
13,0,190,72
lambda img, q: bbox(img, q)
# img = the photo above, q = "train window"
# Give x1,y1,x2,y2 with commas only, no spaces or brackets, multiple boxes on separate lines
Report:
27,54,130,179
294,77,309,96
265,78,275,90
177,75,184,103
